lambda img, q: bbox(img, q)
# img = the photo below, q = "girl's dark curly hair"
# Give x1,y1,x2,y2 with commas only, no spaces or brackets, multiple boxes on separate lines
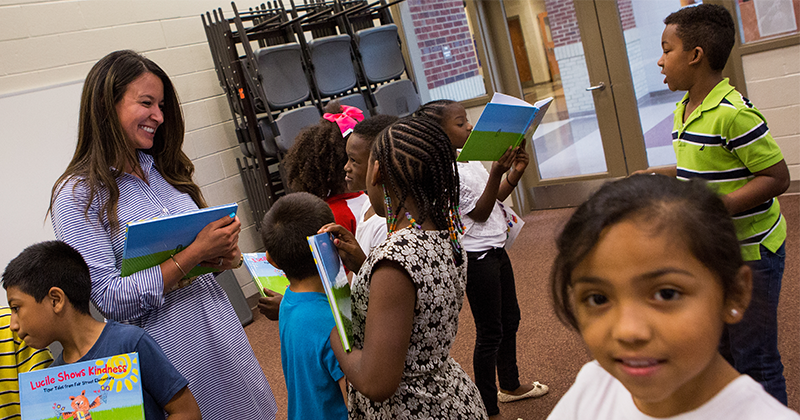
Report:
551,174,747,330
373,116,464,265
283,102,348,198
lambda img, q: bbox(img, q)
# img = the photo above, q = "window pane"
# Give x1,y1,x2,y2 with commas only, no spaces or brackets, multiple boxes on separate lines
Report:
397,0,487,103
737,0,800,43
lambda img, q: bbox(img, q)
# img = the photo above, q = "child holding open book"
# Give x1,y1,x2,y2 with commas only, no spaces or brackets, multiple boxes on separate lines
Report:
418,100,549,418
260,192,348,420
2,241,201,420
322,116,486,418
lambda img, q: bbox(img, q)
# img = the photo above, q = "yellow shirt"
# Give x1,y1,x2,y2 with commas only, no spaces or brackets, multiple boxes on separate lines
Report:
0,307,53,419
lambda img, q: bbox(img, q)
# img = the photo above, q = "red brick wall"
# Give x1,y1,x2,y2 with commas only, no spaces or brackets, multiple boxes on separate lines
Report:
618,0,636,31
408,0,479,89
544,0,637,48
545,0,580,48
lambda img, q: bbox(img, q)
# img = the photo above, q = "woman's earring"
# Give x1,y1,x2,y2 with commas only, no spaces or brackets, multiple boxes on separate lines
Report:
730,308,740,318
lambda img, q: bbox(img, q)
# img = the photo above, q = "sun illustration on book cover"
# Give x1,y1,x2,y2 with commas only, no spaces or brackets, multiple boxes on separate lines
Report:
97,353,140,393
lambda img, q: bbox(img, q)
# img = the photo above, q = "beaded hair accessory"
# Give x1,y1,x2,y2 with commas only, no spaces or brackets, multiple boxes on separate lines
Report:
383,184,399,235
383,184,424,235
323,105,365,137
446,206,465,252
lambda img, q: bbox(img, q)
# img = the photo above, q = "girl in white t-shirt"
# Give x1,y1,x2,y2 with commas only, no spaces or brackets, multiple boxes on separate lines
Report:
548,175,799,420
418,100,549,418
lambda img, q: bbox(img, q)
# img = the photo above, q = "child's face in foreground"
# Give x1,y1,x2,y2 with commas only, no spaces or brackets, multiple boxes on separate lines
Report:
441,103,472,149
571,220,735,415
344,133,370,192
7,286,55,350
657,24,695,92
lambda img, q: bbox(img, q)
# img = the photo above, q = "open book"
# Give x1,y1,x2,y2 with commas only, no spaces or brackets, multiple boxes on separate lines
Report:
307,232,353,352
20,352,144,420
457,93,553,162
242,253,290,296
120,203,238,277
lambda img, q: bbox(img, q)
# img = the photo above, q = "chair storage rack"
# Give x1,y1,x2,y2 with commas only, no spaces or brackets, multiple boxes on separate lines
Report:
202,0,418,230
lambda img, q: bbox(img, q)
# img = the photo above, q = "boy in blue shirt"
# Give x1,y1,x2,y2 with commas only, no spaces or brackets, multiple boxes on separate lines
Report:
260,192,348,420
640,4,790,404
2,241,201,419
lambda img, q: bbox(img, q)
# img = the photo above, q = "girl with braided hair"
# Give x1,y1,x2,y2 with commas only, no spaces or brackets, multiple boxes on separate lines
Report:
321,116,487,419
418,100,548,418
283,101,368,234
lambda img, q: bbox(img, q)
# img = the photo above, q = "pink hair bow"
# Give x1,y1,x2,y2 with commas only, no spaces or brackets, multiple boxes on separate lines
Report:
323,104,365,137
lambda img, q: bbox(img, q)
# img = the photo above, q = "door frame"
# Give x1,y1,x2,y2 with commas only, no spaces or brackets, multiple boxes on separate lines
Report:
473,0,651,211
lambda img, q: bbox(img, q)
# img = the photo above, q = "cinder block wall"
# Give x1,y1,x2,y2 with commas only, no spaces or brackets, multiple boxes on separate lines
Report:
0,0,263,299
741,45,800,183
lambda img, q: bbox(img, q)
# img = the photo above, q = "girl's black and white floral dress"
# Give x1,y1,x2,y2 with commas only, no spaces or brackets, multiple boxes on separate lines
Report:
348,227,488,419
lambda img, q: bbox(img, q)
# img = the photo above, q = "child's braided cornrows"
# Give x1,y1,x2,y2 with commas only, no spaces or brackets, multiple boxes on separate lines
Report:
373,116,464,264
416,99,457,125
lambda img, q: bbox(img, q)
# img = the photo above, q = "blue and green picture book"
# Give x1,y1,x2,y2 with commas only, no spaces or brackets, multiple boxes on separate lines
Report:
242,253,290,296
20,352,144,420
308,232,353,352
120,203,238,278
457,93,553,162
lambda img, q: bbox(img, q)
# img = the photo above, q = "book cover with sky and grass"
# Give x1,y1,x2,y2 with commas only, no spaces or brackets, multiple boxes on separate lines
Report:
242,253,290,296
120,203,238,278
308,233,353,352
457,93,553,162
20,352,144,420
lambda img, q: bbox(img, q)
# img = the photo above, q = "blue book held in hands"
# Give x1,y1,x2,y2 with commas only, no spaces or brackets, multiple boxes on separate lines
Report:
457,93,553,162
120,203,238,278
307,232,353,352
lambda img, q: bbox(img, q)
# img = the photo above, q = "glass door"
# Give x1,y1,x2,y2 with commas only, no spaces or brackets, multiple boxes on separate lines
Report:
500,0,689,209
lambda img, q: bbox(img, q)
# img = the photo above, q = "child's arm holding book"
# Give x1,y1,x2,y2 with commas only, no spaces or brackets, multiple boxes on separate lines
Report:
468,147,516,222
721,159,790,215
138,332,202,419
163,386,202,420
497,139,530,202
329,261,415,402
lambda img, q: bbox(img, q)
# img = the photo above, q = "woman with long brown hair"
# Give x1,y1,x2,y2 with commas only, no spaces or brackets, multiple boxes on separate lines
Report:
49,50,277,419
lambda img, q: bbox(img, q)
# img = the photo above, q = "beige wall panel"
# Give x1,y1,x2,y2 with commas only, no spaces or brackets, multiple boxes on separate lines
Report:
0,35,68,74
192,154,226,187
190,121,238,158
0,6,30,41
23,1,86,37
746,75,800,109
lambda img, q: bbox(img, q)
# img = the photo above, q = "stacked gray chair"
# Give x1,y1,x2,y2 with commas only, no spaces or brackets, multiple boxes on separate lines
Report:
308,34,373,117
356,23,420,117
255,42,322,154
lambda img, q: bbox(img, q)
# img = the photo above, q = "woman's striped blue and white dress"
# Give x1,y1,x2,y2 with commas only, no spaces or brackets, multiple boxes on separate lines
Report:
51,151,277,419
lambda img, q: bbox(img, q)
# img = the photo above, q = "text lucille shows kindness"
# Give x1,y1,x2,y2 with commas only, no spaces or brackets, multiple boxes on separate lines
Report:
29,363,128,390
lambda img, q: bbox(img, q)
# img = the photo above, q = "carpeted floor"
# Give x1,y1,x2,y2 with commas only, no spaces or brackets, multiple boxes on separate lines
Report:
243,194,799,419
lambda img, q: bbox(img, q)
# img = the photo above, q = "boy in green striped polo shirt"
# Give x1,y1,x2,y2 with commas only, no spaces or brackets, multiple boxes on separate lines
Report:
640,4,791,404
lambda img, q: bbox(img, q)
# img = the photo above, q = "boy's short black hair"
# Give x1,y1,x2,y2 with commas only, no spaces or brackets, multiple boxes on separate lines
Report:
352,114,399,144
260,192,335,280
2,241,92,315
664,4,735,72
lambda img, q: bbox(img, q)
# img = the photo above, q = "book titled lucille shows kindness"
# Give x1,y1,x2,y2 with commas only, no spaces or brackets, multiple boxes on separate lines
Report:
308,232,353,352
20,352,144,420
242,253,290,296
120,203,238,278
